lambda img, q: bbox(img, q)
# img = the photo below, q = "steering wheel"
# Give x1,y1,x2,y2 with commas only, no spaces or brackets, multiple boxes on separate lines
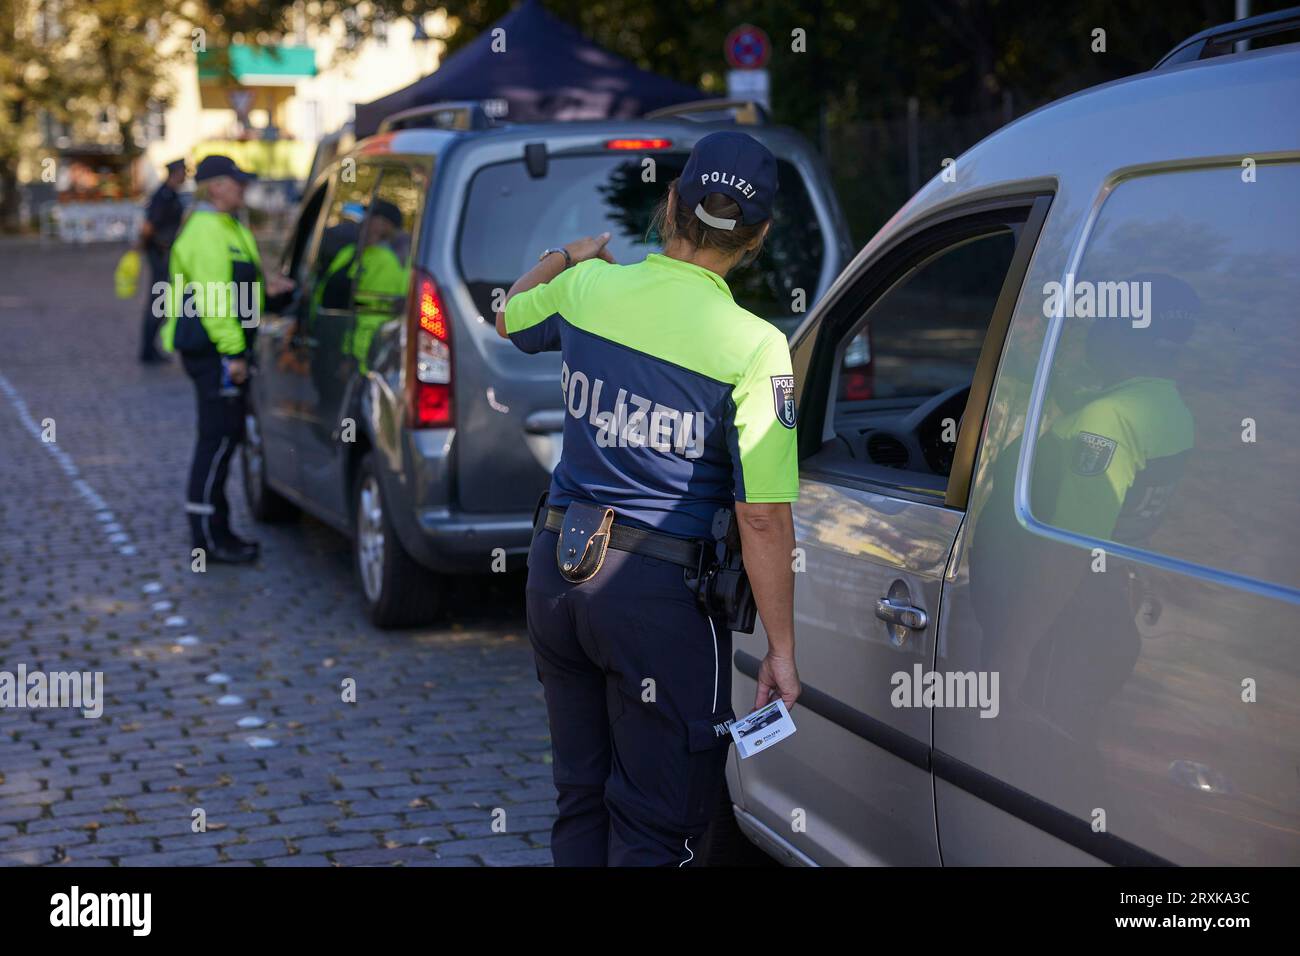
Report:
855,384,968,474
900,384,971,475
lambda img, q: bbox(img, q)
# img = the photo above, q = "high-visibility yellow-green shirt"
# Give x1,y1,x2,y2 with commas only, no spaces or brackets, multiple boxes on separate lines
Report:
161,208,264,356
504,253,799,539
1035,376,1194,542
320,243,409,372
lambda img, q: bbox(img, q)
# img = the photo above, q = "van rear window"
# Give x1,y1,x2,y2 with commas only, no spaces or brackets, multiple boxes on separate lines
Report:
457,153,824,329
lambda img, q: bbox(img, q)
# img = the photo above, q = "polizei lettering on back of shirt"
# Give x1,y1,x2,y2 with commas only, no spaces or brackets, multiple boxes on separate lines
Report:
700,170,757,199
561,362,706,459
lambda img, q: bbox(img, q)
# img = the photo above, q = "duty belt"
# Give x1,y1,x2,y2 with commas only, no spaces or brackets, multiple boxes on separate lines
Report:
542,506,704,570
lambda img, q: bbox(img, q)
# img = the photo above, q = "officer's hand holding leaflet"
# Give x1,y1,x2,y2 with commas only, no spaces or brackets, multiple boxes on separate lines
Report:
737,500,800,710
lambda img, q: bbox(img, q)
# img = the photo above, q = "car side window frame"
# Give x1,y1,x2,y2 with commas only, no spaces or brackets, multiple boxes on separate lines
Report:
318,158,385,315
1016,162,1300,601
351,158,429,319
283,173,334,283
793,192,1052,510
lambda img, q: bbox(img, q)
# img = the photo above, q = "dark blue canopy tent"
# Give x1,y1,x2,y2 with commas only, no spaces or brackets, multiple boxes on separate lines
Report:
354,0,703,137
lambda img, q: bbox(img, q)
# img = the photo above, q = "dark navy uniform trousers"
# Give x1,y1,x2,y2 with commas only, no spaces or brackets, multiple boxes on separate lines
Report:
527,528,735,866
140,245,169,360
181,353,245,549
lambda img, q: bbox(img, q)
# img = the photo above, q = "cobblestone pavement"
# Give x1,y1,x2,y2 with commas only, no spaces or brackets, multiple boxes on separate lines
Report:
0,239,555,866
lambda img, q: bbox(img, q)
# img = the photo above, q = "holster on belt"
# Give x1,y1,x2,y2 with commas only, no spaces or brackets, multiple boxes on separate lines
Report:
555,501,615,583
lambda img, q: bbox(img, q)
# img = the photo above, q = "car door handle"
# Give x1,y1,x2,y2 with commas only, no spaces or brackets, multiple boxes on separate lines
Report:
875,598,928,631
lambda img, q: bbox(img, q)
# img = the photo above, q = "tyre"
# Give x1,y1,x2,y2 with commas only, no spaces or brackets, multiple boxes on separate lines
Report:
242,407,298,523
697,777,778,867
353,452,442,628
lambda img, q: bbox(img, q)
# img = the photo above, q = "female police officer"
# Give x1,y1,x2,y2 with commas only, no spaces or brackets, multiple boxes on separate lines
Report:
495,132,801,866
161,155,293,563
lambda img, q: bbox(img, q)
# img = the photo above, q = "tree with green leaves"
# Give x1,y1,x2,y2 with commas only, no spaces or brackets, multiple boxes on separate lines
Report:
3,0,1289,234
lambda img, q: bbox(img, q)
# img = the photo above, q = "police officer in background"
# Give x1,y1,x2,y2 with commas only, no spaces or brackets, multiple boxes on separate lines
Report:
495,132,801,866
322,200,409,371
138,159,187,363
316,201,365,273
160,155,294,563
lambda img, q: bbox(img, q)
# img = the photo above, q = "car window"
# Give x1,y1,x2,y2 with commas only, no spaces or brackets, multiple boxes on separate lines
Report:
345,164,422,371
313,161,381,311
285,181,329,281
1028,163,1300,591
353,164,420,314
806,229,1018,495
837,233,1015,403
456,152,824,331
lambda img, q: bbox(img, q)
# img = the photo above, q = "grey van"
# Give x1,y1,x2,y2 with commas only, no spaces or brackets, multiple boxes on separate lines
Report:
243,103,851,626
711,12,1300,866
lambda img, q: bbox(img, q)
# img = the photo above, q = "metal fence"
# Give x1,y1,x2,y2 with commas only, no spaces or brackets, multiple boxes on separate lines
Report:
824,101,1018,245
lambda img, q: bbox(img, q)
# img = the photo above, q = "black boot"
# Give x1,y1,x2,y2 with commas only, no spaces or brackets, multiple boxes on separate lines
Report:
189,515,258,565
207,540,259,564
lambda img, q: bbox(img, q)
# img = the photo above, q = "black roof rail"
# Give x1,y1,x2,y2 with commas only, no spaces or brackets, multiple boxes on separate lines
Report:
377,101,497,134
644,98,769,125
1154,5,1300,69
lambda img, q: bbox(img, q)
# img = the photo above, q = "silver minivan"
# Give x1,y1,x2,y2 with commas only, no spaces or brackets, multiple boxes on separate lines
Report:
711,15,1300,866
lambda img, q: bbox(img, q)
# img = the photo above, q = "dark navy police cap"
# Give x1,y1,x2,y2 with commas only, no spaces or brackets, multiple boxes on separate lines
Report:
677,131,778,230
195,155,256,184
370,198,403,228
165,159,187,175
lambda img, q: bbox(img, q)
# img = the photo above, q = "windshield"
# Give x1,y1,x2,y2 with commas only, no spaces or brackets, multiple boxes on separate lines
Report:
457,152,825,332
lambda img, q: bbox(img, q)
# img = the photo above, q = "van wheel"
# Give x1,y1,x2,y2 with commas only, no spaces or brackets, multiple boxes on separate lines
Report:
243,409,298,523
353,453,441,628
698,779,777,867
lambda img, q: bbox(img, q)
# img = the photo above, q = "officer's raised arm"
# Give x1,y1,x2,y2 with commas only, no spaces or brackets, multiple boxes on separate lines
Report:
494,232,614,340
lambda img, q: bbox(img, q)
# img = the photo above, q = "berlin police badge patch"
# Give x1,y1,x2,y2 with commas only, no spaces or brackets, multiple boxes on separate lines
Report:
1072,431,1117,476
771,375,797,429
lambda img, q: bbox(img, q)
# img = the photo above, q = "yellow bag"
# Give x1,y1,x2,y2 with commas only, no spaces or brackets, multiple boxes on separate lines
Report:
115,249,141,299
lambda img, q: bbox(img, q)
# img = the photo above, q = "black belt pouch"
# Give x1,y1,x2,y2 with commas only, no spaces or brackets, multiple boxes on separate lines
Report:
555,502,615,583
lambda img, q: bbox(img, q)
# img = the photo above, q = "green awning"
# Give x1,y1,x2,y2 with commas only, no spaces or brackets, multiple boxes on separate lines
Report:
198,45,317,84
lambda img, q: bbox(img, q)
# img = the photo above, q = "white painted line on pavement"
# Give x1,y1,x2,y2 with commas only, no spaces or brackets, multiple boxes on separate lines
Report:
0,369,139,558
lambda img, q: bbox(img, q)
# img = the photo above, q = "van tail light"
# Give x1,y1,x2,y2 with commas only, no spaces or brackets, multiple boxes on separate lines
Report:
407,268,453,428
605,138,672,150
841,368,874,401
840,325,874,401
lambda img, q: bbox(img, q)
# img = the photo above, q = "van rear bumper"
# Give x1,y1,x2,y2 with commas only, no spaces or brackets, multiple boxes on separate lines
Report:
384,425,540,574
408,507,536,573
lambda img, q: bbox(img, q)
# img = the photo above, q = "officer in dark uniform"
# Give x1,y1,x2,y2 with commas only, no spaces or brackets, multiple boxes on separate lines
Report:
159,155,295,563
138,159,187,362
495,132,802,866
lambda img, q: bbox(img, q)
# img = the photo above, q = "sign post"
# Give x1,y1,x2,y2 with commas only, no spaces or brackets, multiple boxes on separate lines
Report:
724,24,771,111
227,89,255,130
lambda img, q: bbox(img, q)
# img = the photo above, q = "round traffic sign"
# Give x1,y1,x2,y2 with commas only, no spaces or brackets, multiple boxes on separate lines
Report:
724,24,770,70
